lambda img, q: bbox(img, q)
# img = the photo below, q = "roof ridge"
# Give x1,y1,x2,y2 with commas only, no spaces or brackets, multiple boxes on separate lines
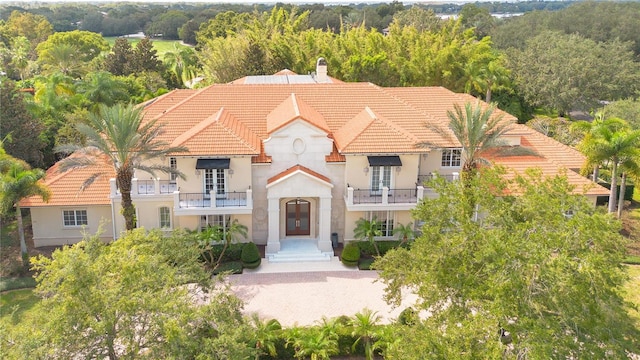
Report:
171,109,222,147
333,107,377,151
217,110,261,153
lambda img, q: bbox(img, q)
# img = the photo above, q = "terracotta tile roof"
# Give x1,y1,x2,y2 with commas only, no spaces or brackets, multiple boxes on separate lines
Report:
21,152,115,207
510,124,586,169
171,108,261,156
325,140,346,162
495,158,609,196
267,164,332,185
266,93,330,134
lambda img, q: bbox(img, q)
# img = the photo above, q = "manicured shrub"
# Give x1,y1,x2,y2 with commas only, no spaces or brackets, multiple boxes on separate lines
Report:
341,242,361,266
0,276,36,292
241,242,261,269
212,261,243,275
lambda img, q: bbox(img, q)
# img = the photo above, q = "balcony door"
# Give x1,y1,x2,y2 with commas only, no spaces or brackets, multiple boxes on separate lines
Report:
370,166,392,195
286,199,310,236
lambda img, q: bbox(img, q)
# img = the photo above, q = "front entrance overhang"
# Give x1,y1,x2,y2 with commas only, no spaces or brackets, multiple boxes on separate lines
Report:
265,165,334,254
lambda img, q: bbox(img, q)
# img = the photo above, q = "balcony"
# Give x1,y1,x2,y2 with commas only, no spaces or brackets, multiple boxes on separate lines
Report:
417,172,459,187
173,188,253,216
110,178,177,197
345,186,434,211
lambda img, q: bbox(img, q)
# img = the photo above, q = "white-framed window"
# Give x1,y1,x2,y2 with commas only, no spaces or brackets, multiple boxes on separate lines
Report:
204,169,226,199
159,206,171,229
441,148,462,167
169,157,177,182
63,210,88,227
370,166,392,194
366,211,395,237
200,215,231,231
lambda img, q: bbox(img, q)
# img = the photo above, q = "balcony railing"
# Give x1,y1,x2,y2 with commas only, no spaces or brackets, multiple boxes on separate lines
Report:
417,172,459,187
110,178,178,197
346,186,424,206
177,190,251,209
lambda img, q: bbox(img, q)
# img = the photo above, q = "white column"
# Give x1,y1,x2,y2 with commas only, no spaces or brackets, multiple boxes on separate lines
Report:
154,178,160,195
109,178,118,198
246,188,253,208
382,187,389,205
347,187,354,205
266,197,281,254
317,196,333,253
131,178,139,196
209,189,216,208
416,186,424,201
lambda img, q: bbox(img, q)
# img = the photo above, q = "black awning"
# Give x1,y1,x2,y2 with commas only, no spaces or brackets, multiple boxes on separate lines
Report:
367,156,402,167
195,158,230,169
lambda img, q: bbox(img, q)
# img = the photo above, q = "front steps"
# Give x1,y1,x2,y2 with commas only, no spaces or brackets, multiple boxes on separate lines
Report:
266,239,334,263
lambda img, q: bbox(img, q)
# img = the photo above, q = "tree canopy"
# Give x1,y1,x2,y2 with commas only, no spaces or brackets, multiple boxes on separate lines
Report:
375,168,639,358
2,229,256,359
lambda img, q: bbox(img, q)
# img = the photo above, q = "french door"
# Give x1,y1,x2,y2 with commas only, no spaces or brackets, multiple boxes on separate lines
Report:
286,199,310,236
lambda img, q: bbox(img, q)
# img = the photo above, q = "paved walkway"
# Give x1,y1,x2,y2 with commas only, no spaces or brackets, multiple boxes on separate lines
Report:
227,258,419,326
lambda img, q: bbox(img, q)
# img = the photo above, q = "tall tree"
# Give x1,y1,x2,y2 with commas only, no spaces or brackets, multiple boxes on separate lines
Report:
131,37,162,74
574,118,640,214
0,79,46,168
436,101,510,184
103,37,134,76
0,154,50,265
508,31,640,115
35,30,110,77
375,168,639,358
163,44,199,87
349,308,381,360
57,103,187,230
4,230,256,359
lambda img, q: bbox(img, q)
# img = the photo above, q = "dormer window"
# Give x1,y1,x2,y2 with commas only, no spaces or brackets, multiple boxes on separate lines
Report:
441,149,462,167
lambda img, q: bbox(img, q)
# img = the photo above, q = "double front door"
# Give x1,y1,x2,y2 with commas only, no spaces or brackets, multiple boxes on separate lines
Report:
286,199,310,236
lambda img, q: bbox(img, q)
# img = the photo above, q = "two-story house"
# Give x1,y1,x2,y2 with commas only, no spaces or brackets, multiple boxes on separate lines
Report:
22,61,609,261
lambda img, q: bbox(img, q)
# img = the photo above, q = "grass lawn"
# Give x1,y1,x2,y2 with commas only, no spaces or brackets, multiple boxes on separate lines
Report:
0,288,39,326
624,265,640,326
103,37,188,59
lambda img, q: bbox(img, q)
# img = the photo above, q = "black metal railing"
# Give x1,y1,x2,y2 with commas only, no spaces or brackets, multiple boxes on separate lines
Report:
179,193,208,208
387,188,418,204
215,191,247,207
352,189,383,204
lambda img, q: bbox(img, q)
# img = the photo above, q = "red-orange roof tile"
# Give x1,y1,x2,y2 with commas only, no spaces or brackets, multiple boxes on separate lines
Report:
21,152,115,207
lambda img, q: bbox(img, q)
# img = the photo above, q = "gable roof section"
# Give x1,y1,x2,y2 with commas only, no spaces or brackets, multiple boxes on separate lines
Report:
266,93,330,134
21,153,115,207
170,108,261,156
333,107,421,154
267,164,332,187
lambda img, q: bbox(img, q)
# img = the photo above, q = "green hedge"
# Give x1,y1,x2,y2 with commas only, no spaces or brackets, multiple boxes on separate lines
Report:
200,243,244,264
357,240,406,257
358,258,375,270
212,261,243,275
0,277,36,292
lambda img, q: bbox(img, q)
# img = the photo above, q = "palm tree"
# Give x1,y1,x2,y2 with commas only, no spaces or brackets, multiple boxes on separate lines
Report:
57,103,187,230
392,222,416,245
289,324,339,360
215,218,248,269
0,157,50,265
354,217,382,257
574,117,640,214
251,315,282,360
617,155,640,218
163,44,199,88
78,71,129,110
350,308,381,360
443,101,510,184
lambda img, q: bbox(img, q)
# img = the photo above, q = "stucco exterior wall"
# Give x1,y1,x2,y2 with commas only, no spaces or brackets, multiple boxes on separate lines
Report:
31,206,114,247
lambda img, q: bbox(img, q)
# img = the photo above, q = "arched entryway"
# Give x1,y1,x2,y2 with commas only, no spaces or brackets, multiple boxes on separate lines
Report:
285,199,310,236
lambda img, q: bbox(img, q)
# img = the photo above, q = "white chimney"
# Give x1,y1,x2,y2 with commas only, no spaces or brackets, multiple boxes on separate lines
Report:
316,57,328,83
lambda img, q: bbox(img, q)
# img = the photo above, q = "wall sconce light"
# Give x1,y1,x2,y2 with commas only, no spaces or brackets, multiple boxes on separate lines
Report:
363,167,369,173
195,169,201,176
228,169,234,175
396,166,401,173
